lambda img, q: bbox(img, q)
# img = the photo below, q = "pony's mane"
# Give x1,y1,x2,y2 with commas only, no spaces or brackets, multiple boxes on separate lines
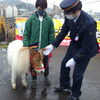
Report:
16,47,30,73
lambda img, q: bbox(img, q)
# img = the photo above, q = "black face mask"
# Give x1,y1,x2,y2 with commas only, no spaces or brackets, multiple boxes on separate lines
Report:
37,10,45,16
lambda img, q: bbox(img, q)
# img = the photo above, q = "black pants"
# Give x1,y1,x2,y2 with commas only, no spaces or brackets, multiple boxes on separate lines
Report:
60,45,91,97
30,55,49,80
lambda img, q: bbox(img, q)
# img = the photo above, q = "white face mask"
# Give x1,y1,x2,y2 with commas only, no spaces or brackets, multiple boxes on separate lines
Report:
65,14,74,20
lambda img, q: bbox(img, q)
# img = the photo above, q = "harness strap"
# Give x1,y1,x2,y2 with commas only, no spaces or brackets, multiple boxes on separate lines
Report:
29,68,39,76
32,63,44,70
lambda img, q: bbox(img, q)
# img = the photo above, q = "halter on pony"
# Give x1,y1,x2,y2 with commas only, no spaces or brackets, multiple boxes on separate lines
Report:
29,52,52,76
28,42,52,76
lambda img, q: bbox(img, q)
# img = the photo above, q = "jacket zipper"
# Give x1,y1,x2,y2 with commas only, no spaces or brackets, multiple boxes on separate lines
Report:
34,17,47,49
39,21,42,49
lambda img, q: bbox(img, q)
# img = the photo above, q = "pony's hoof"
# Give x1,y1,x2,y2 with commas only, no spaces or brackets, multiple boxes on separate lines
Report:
12,86,16,89
23,84,28,88
24,85,28,88
26,73,28,75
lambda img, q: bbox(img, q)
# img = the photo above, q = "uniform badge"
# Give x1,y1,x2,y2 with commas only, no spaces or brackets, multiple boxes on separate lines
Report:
75,34,79,41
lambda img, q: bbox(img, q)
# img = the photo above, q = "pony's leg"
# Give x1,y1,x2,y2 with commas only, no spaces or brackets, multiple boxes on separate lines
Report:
8,65,11,72
21,73,27,88
11,71,17,89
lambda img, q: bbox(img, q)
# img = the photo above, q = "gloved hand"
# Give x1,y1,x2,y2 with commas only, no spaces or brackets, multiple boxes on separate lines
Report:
66,58,76,68
43,44,54,56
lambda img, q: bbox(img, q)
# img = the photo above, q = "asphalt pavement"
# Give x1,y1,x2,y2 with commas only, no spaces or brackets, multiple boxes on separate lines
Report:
0,46,100,100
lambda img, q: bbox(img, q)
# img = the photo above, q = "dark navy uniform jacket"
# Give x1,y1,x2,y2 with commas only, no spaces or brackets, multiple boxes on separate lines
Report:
52,10,99,63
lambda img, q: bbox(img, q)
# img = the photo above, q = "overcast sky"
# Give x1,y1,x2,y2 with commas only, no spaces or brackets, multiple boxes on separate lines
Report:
21,0,100,12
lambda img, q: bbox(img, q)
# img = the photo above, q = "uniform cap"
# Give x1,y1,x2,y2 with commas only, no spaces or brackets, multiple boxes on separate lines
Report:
60,0,80,11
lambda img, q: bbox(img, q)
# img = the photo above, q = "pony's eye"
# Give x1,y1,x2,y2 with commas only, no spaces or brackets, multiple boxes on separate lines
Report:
36,59,39,62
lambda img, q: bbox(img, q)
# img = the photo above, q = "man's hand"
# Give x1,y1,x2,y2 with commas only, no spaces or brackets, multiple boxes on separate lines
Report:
66,58,76,68
43,44,54,56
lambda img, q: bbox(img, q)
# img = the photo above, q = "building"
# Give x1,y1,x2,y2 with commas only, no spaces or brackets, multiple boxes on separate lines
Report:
0,4,19,17
0,4,13,17
0,7,3,16
12,5,18,17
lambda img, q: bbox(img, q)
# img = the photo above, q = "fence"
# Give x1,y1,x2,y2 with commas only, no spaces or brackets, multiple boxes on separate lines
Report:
4,17,15,42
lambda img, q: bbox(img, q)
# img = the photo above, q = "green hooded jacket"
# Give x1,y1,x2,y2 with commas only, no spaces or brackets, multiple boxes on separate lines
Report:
23,12,55,49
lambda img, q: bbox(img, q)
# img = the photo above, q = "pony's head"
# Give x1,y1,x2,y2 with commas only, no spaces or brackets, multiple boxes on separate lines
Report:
30,48,46,74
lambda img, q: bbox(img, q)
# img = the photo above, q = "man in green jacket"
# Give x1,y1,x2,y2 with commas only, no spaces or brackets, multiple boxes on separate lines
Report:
23,0,55,88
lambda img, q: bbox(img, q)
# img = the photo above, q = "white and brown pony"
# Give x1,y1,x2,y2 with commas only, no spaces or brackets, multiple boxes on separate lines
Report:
7,40,46,89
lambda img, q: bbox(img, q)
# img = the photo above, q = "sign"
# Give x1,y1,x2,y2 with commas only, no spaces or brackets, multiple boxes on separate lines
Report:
53,19,71,46
15,17,100,51
96,21,100,52
15,17,28,40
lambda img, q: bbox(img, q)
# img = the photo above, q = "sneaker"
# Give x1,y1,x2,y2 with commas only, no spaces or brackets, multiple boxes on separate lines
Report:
31,80,37,89
44,76,51,85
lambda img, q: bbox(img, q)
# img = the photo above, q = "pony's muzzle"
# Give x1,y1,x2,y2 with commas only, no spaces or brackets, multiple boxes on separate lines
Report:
36,69,45,74
40,70,44,74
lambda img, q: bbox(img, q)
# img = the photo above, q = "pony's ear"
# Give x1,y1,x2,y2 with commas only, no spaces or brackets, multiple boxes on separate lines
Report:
38,48,46,54
41,48,47,52
30,48,37,54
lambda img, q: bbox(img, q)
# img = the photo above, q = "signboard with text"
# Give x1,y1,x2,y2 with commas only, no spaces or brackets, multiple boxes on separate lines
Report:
15,17,100,51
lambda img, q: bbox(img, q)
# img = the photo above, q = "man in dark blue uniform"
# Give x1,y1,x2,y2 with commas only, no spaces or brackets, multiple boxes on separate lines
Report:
43,0,99,100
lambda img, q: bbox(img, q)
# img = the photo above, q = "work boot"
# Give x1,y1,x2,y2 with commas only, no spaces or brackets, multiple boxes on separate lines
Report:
54,85,71,91
31,80,37,89
44,76,51,85
68,95,79,100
